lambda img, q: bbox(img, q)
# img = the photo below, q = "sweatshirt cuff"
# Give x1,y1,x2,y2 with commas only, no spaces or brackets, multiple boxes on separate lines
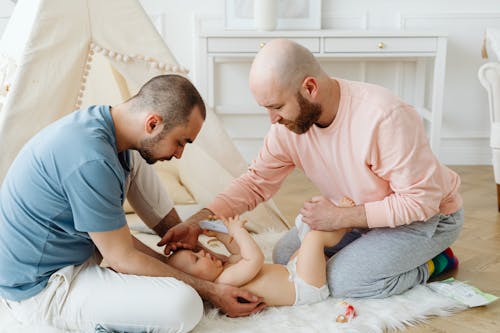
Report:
207,197,235,218
364,200,393,228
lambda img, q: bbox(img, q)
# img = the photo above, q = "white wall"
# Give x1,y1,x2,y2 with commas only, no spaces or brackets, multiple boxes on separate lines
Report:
139,0,500,165
0,1,14,32
1,0,499,165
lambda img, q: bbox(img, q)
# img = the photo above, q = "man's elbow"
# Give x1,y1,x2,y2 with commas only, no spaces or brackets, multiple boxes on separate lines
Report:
103,252,136,274
103,258,127,274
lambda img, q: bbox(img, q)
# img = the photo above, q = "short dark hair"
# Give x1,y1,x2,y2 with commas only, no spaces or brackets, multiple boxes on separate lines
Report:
130,74,206,132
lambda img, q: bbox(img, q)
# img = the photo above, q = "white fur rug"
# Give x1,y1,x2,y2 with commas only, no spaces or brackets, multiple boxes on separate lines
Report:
192,231,467,333
0,231,467,333
194,285,464,333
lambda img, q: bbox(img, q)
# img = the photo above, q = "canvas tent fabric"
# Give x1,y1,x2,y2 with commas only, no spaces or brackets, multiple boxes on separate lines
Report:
0,0,288,232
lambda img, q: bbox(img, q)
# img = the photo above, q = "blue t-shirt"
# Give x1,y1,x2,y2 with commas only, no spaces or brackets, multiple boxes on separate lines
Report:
0,105,129,301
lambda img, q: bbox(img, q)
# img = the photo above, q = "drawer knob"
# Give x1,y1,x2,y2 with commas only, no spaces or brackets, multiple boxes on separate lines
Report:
259,42,266,48
377,42,385,49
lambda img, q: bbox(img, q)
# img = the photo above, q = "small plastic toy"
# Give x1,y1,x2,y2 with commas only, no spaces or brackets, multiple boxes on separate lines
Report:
199,220,228,233
334,301,356,323
199,214,229,233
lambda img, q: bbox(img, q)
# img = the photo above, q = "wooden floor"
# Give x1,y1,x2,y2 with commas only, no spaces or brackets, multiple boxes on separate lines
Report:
272,165,500,333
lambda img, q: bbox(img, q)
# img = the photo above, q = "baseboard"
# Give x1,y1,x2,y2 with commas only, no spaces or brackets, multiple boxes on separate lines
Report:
439,137,491,165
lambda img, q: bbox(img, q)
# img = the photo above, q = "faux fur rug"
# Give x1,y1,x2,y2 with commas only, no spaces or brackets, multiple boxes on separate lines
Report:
194,285,464,333
0,231,467,333
192,231,467,333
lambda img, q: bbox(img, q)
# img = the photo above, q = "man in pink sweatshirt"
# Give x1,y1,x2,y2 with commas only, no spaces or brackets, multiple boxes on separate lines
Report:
160,39,463,299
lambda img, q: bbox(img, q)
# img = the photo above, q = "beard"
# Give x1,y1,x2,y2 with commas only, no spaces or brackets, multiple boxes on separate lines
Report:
279,93,322,134
138,131,168,165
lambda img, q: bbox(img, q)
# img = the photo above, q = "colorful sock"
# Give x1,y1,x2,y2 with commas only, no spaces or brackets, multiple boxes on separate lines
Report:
427,247,458,279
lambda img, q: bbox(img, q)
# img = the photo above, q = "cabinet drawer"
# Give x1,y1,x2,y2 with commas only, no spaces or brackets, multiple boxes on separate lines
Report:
324,37,437,53
208,37,320,53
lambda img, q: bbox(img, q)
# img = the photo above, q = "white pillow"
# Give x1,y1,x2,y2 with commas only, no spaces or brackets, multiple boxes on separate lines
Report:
124,160,196,214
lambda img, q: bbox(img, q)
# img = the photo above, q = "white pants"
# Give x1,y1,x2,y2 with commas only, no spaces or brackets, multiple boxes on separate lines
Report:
3,256,203,333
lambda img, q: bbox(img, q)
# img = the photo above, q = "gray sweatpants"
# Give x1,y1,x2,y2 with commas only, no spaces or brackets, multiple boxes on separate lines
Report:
272,208,464,298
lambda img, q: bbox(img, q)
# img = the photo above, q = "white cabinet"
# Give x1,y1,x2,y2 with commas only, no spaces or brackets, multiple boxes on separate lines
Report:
195,29,447,162
207,37,320,53
323,37,437,53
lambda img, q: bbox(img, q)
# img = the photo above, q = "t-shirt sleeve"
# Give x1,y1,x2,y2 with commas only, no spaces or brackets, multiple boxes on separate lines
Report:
62,160,127,232
364,104,445,228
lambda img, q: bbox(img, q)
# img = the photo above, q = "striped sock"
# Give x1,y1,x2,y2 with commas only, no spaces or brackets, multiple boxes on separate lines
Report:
427,247,458,279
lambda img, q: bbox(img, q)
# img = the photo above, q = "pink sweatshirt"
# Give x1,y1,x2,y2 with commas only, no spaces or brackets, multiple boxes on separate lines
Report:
208,79,462,228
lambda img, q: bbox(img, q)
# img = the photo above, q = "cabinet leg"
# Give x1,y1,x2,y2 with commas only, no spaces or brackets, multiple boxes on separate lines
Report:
497,183,500,212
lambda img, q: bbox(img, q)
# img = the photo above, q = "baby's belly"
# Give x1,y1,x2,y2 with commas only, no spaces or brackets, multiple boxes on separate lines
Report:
242,263,295,306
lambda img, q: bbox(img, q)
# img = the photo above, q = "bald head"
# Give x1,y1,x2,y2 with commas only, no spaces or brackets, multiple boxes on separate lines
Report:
249,39,325,93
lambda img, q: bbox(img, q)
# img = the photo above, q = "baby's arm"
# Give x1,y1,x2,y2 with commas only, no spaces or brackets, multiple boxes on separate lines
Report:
204,229,241,258
215,216,265,286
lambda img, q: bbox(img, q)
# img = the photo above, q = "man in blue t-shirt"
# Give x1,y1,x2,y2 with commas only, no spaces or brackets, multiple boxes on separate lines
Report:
0,75,264,332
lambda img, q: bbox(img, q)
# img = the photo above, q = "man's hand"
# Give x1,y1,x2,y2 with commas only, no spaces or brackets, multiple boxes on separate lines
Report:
157,208,214,254
157,222,201,254
208,283,266,317
299,196,339,231
300,196,367,230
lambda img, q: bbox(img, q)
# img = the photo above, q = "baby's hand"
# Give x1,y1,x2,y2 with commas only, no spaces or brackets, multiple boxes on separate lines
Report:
222,215,247,236
339,196,355,208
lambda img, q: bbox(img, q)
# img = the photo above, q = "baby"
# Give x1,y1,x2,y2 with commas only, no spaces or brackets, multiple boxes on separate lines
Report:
166,198,355,306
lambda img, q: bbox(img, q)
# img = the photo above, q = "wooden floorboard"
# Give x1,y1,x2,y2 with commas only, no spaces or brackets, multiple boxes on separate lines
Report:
272,165,500,332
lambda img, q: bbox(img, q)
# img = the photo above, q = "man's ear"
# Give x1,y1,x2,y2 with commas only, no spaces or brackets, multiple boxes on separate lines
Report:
301,76,319,99
145,114,163,134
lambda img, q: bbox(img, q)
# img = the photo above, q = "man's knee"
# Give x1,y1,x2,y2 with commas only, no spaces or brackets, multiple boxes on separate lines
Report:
327,260,363,298
326,259,426,299
165,283,203,332
327,262,389,298
272,228,300,265
135,280,203,333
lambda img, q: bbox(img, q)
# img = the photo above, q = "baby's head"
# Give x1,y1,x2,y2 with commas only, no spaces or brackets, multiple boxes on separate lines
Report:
166,248,224,281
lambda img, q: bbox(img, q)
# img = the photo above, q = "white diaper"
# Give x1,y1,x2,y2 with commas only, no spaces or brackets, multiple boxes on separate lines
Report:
295,214,310,242
286,257,330,306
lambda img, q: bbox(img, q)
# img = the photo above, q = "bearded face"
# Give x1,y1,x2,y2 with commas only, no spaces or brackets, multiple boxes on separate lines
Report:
138,130,169,164
279,93,322,134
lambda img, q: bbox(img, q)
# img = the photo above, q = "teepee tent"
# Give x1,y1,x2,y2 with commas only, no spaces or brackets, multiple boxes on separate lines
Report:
0,0,288,232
